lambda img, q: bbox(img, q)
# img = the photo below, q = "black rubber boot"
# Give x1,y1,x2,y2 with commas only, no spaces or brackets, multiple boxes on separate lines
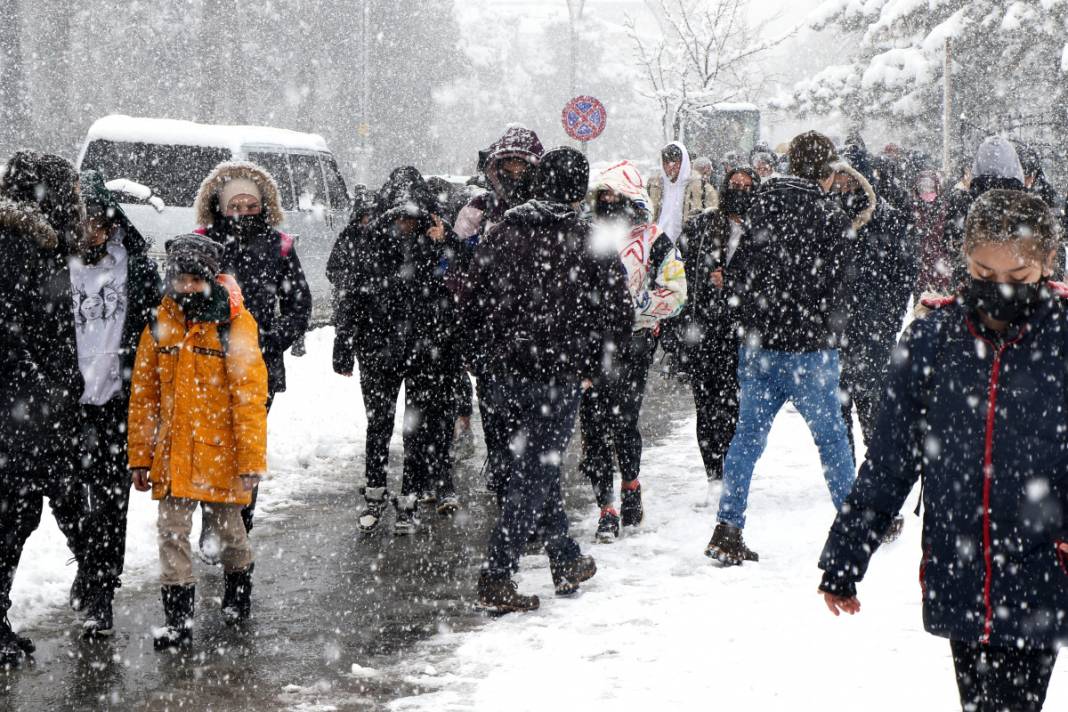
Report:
82,583,116,639
221,564,254,625
154,585,194,651
0,614,34,667
620,483,644,528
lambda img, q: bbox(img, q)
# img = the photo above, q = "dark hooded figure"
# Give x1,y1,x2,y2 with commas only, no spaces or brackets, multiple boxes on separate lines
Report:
680,166,760,488
462,146,632,614
0,151,86,666
449,126,545,498
64,170,162,638
193,161,312,533
333,167,462,535
944,136,1027,285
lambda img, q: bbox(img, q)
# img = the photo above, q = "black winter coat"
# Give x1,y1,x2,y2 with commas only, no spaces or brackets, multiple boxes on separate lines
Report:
729,177,853,352
678,209,744,366
204,223,312,394
332,212,459,375
820,293,1068,646
0,201,83,480
841,199,915,365
460,200,632,381
116,229,162,401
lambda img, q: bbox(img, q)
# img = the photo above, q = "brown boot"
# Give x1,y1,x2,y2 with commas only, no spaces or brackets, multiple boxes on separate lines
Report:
477,574,540,614
704,523,759,566
550,554,597,595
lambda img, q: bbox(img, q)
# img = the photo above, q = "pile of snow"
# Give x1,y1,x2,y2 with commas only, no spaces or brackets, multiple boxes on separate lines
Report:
8,328,388,628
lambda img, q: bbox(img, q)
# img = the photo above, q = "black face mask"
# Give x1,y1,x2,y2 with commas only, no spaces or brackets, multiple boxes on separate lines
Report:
594,199,637,222
840,190,868,221
172,289,213,320
720,189,752,218
497,170,535,206
227,213,269,241
962,277,1049,325
81,241,109,265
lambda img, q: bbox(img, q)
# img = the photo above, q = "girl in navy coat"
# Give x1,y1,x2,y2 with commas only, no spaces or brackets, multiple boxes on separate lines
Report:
819,189,1066,711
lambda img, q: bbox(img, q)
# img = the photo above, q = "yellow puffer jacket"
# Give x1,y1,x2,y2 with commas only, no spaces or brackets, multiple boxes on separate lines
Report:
128,275,268,505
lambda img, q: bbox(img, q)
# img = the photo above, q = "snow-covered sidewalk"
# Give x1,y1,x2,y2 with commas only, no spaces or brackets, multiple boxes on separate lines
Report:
389,408,1068,711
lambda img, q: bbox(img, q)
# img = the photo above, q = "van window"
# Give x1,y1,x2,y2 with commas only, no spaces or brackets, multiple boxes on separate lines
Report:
321,155,350,210
247,151,295,210
80,139,230,207
289,152,327,210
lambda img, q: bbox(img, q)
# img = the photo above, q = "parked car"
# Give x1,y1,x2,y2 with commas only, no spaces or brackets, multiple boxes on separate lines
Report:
76,114,351,323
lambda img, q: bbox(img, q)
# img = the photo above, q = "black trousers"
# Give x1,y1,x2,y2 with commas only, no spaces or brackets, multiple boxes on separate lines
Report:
579,331,657,508
690,329,740,481
950,639,1057,712
75,398,131,590
0,474,80,618
452,369,474,420
476,374,511,498
359,359,456,497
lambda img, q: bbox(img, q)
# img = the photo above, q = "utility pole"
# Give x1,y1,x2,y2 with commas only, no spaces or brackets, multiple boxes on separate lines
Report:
357,1,372,186
566,0,586,154
942,37,954,176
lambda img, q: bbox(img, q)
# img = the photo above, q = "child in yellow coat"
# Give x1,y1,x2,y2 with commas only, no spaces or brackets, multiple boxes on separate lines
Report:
128,233,268,650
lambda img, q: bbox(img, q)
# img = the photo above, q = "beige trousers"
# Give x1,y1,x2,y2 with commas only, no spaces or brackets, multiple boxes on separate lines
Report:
158,497,253,586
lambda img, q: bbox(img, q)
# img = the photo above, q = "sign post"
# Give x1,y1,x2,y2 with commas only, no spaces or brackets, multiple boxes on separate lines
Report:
561,95,607,155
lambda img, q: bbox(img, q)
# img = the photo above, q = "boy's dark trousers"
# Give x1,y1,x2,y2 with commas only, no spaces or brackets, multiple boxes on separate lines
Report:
951,639,1056,712
76,397,132,592
579,330,657,508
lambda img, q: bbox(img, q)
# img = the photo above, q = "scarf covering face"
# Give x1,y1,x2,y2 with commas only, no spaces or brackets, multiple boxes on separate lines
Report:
657,140,691,242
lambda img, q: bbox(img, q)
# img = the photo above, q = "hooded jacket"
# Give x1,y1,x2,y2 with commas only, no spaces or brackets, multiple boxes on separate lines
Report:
729,175,853,352
0,198,83,480
589,162,687,331
332,167,459,374
820,292,1068,647
648,142,719,239
127,275,268,506
461,199,632,380
193,161,311,395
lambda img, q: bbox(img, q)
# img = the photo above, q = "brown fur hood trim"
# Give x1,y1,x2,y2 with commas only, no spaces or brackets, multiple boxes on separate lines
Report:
0,197,58,249
194,161,285,228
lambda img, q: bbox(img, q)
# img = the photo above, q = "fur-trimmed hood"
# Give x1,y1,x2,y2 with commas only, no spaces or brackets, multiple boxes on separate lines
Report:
194,161,285,228
0,197,59,250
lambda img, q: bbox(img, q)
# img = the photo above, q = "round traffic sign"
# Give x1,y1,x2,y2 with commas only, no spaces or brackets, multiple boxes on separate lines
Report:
562,95,607,142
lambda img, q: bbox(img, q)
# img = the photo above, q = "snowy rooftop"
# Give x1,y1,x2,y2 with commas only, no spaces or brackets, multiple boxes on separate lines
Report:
85,115,330,153
710,102,760,113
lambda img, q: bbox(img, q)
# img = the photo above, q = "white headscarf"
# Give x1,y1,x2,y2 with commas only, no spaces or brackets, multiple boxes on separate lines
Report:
657,140,690,242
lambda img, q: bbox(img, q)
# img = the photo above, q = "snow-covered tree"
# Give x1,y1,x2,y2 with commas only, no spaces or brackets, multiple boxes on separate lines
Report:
786,0,1068,158
625,0,786,142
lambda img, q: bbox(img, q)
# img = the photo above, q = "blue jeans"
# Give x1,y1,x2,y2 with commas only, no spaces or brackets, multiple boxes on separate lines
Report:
717,347,856,529
483,375,583,578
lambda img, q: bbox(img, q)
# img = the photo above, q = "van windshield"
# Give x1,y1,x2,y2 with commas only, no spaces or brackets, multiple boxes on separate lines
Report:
80,139,230,207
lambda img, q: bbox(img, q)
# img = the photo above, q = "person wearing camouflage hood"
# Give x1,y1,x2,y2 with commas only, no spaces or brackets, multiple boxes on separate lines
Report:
0,151,86,666
64,171,162,638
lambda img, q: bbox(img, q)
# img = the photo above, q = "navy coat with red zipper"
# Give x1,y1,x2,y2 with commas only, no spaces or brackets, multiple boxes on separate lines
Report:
819,287,1068,647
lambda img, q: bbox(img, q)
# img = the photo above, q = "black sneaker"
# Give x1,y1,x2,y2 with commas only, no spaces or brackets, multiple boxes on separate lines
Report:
550,554,597,595
153,585,194,652
82,587,115,640
221,564,254,625
69,563,89,612
436,491,460,516
882,515,905,544
358,486,389,534
704,522,759,566
476,574,540,614
0,615,34,667
620,483,644,528
393,495,419,536
596,507,620,542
